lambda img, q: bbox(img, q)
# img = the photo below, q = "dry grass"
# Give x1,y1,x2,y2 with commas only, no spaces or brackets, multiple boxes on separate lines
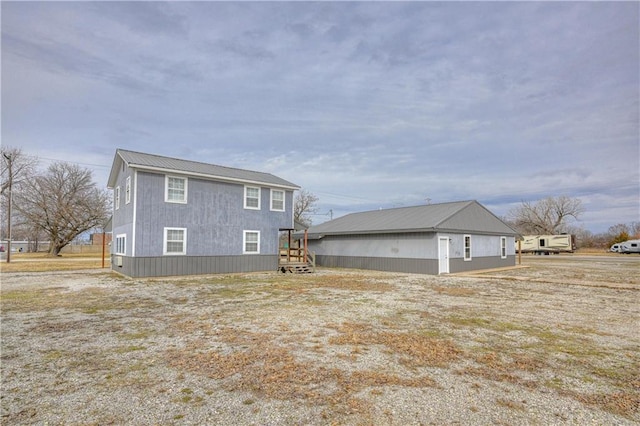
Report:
2,257,639,424
166,324,440,421
0,252,109,273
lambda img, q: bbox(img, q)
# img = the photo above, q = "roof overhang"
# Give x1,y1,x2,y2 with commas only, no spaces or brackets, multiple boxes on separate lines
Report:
107,151,300,191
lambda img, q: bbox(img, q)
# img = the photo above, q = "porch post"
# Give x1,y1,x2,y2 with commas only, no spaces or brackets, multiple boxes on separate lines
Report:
304,229,308,263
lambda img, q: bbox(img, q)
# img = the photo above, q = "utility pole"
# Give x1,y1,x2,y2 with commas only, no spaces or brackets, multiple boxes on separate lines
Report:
3,152,13,263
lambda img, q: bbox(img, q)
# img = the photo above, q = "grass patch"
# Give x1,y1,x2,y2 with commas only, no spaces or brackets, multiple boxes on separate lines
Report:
166,326,439,420
432,286,477,296
329,322,461,368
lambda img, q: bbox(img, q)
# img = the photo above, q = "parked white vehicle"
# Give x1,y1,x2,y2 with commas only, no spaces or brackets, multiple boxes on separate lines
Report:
609,243,623,253
620,239,640,254
520,234,576,255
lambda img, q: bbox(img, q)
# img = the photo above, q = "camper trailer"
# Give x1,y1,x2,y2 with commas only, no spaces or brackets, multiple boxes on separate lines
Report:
620,239,640,254
520,235,576,255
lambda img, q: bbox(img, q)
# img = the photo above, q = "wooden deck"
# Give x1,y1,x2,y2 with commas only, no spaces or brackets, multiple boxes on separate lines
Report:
278,249,315,274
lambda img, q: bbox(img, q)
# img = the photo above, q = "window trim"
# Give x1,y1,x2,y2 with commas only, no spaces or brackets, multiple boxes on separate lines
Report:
270,189,285,212
243,230,260,254
244,186,261,210
500,236,507,259
115,234,126,255
165,175,188,204
125,176,131,204
115,186,120,210
464,235,472,261
163,227,187,255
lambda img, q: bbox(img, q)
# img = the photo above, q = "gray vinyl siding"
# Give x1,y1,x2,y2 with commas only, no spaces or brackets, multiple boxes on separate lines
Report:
111,163,135,256
133,171,292,258
112,254,277,278
308,233,516,275
308,233,437,259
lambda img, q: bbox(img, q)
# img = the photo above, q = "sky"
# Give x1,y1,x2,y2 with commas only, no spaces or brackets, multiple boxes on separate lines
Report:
2,1,638,233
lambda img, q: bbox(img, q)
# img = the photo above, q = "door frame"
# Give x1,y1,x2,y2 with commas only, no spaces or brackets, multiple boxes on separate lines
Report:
438,236,450,274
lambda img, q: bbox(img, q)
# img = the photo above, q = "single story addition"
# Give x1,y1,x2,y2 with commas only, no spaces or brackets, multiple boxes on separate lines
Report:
301,200,519,275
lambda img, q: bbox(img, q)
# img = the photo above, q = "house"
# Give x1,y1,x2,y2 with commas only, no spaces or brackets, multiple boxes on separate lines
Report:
107,149,299,278
300,200,519,275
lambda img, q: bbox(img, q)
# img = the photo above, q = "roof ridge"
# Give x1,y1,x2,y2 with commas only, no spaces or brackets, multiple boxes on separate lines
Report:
346,200,475,216
116,148,279,178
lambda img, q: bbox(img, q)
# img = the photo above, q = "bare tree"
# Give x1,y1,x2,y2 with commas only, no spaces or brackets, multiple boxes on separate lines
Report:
1,146,38,197
1,147,38,258
14,161,111,256
294,189,319,227
508,195,585,235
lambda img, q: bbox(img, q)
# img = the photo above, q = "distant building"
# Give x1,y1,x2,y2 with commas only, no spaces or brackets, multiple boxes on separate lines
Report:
90,233,112,246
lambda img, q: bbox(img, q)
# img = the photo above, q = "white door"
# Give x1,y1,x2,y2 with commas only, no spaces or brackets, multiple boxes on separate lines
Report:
438,237,449,274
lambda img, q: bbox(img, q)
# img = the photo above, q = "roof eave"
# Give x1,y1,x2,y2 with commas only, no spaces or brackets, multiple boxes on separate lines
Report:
123,163,300,190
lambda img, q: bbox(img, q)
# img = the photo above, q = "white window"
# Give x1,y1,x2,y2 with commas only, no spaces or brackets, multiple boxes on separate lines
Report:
165,176,187,203
125,176,131,204
270,189,285,211
464,235,472,261
243,230,260,254
115,234,126,255
501,237,507,259
244,186,260,210
164,227,187,255
115,186,120,210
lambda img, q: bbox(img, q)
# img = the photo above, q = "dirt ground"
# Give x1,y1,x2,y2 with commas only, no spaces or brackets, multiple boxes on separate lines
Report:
1,255,639,425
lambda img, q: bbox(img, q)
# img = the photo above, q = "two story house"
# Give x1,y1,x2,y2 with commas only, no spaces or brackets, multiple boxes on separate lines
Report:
107,149,299,278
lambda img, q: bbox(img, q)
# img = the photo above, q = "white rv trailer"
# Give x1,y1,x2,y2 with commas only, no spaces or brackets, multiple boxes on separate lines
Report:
519,235,576,255
620,239,640,254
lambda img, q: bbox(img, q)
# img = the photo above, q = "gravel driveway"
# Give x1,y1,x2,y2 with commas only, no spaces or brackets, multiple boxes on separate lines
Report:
2,255,639,425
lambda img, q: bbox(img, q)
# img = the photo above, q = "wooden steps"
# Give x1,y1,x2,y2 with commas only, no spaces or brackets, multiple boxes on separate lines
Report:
279,262,314,274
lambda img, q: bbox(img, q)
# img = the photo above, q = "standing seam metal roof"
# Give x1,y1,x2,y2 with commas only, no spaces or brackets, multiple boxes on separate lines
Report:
108,149,299,189
303,200,519,238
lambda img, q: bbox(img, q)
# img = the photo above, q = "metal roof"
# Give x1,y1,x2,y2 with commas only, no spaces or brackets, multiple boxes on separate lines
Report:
108,149,299,189
303,200,519,239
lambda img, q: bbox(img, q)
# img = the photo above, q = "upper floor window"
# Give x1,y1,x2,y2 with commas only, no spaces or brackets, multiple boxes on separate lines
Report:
244,186,261,210
243,230,260,254
166,176,187,203
164,227,187,255
115,186,121,210
125,176,131,204
270,189,285,211
464,235,472,261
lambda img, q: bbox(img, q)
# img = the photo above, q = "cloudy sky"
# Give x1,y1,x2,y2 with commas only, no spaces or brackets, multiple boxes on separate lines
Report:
2,1,638,232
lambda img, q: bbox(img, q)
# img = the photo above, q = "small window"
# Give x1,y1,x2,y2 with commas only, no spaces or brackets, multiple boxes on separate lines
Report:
165,176,187,203
115,234,126,255
243,230,260,254
244,186,261,210
464,235,472,261
164,227,187,255
539,238,546,247
115,186,120,210
125,176,131,204
271,189,285,211
501,237,507,259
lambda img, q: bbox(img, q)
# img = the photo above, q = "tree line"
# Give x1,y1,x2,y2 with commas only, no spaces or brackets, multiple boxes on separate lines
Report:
1,147,110,256
506,195,639,249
